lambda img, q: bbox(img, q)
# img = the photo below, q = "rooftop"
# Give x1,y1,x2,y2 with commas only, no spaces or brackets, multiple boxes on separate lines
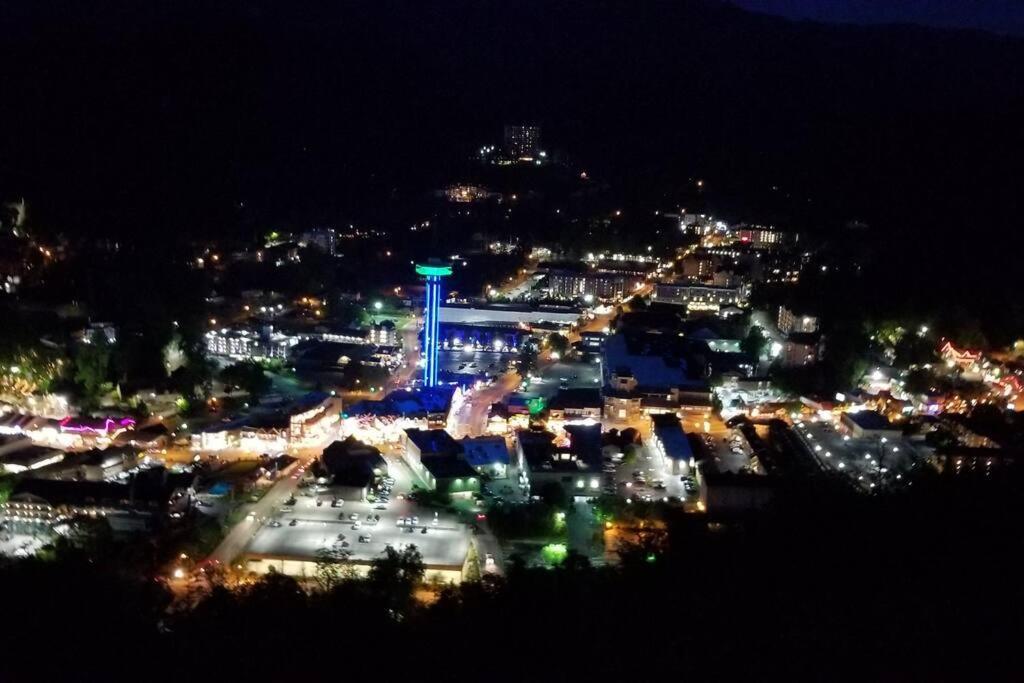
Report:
421,455,478,480
404,428,462,457
844,410,894,430
548,388,603,411
459,436,510,467
651,414,694,461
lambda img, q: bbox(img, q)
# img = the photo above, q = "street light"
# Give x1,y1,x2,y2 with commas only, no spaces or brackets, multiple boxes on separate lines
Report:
374,301,383,311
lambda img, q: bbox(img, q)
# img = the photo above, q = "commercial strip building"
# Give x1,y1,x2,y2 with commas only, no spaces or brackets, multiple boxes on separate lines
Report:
192,393,342,452
0,410,141,451
547,388,603,423
340,385,459,446
434,301,581,358
2,466,196,533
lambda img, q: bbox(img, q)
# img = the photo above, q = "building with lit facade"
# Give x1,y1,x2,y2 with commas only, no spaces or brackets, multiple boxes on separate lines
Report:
516,424,603,500
503,124,541,158
777,305,820,335
2,466,196,532
206,327,295,360
546,268,627,301
734,226,786,247
652,282,748,311
440,302,580,328
650,413,694,476
191,393,342,452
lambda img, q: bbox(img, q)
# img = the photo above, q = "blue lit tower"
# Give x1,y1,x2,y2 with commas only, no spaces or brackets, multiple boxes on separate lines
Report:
416,262,453,387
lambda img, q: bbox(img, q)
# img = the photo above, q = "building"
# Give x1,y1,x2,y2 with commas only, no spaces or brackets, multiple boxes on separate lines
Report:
193,393,341,452
320,437,389,500
440,302,581,328
0,446,64,474
546,267,629,301
401,428,482,495
299,227,337,255
113,422,170,450
417,262,454,387
580,331,607,352
734,226,786,248
503,124,541,158
368,320,398,347
402,428,461,477
3,466,196,532
34,446,139,482
696,463,776,517
341,385,459,445
420,456,480,496
840,410,903,440
777,305,819,335
601,332,714,419
649,413,694,475
516,424,603,499
439,323,527,354
781,332,822,367
652,282,747,311
206,327,296,360
459,436,510,479
547,388,603,423
678,253,722,281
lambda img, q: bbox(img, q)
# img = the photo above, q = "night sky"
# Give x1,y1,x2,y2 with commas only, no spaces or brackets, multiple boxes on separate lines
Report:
731,0,1024,35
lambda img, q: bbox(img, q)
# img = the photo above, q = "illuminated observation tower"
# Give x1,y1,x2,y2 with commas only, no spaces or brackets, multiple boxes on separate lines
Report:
416,261,453,387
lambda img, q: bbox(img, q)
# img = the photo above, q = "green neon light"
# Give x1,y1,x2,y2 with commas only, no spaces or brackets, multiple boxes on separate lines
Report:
415,263,453,276
541,543,568,566
527,397,546,416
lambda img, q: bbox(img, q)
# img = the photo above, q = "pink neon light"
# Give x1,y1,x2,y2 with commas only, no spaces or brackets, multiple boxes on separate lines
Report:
59,417,136,435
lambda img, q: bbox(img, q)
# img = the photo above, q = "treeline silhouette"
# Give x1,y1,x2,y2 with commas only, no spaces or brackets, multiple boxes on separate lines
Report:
2,474,1022,681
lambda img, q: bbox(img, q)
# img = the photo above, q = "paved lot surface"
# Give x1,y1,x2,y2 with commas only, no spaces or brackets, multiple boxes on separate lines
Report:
438,350,511,378
245,494,470,568
531,358,602,396
793,418,917,490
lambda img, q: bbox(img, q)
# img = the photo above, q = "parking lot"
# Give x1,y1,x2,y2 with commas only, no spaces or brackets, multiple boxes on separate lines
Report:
245,491,471,569
706,429,757,474
530,358,602,397
793,418,917,490
438,350,511,379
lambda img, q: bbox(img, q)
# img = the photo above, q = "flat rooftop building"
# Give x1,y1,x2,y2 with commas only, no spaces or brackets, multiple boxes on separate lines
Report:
650,413,694,475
